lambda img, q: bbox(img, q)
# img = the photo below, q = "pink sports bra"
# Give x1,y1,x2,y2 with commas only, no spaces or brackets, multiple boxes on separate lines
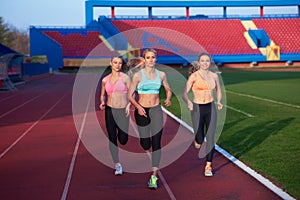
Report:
105,73,128,95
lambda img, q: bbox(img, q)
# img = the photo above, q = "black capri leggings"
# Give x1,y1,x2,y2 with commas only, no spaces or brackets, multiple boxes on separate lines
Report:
191,102,217,162
134,105,163,168
105,106,129,163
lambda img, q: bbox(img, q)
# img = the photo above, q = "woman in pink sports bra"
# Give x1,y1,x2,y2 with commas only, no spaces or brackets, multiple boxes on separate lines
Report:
99,56,131,176
182,52,223,177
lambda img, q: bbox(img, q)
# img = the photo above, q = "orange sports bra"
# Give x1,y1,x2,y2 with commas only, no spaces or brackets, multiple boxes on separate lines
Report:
192,72,215,92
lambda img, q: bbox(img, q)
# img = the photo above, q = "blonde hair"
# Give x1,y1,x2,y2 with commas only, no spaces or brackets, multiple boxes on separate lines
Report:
127,57,145,69
142,48,157,58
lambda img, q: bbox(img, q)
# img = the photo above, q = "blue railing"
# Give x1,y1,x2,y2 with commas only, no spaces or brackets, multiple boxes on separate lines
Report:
108,14,299,20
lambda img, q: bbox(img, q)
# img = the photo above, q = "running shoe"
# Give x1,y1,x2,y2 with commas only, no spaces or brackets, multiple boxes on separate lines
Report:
204,165,213,177
148,175,158,189
115,163,123,175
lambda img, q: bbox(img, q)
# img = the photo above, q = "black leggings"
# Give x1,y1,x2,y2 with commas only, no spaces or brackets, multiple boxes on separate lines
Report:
191,102,217,162
134,105,163,168
105,106,129,163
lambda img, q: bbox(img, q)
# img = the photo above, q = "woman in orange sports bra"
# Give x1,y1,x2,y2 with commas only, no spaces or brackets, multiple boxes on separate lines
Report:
182,52,223,177
99,56,131,176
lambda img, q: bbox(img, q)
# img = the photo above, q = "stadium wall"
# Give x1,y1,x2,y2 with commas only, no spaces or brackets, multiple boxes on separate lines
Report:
22,63,50,76
30,27,63,70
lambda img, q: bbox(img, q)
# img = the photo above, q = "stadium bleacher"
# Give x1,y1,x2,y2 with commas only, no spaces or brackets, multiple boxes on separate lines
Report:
43,31,113,57
29,0,300,68
253,18,300,54
111,19,262,55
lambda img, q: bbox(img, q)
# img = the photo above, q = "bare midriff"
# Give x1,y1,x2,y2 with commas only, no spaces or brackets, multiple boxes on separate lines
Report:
138,93,160,108
106,93,129,108
193,90,214,104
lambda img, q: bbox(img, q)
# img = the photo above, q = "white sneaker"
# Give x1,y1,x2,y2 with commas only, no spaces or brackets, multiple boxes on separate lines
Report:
115,163,123,175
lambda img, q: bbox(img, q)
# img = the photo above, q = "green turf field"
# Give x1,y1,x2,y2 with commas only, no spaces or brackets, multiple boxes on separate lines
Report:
162,67,300,199
220,70,300,199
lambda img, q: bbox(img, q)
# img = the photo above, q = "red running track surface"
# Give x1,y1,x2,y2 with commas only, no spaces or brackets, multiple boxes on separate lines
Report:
0,74,281,200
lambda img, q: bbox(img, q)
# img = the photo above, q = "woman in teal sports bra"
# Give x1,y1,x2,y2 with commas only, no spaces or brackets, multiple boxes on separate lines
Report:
128,48,172,189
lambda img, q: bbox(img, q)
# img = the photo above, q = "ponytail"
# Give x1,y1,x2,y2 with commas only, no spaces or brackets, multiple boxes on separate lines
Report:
189,61,199,76
127,57,145,78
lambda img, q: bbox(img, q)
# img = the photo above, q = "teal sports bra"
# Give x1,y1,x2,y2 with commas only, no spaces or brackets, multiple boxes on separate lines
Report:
137,69,161,94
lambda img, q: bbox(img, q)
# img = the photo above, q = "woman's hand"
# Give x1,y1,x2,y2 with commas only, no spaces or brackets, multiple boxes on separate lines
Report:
187,100,193,111
99,102,105,110
164,99,171,107
137,105,147,117
217,102,223,110
125,103,131,117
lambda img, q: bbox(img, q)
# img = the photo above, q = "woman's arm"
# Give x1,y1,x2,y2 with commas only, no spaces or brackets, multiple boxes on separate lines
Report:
182,74,195,111
161,71,172,107
99,78,107,110
128,72,147,117
123,73,132,116
213,73,223,110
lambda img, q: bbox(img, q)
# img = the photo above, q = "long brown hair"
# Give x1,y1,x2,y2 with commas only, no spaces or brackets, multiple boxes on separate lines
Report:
110,55,127,71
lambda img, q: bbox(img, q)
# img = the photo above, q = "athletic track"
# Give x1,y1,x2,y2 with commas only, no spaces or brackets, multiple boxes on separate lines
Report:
0,74,289,200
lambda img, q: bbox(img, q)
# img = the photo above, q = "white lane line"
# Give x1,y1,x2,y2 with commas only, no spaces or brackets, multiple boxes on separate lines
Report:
227,90,300,109
61,93,92,200
0,85,35,103
157,170,176,200
130,111,176,200
162,107,296,200
0,75,53,104
215,145,296,200
162,107,193,133
225,105,255,117
0,93,19,103
0,94,43,118
0,94,66,159
144,151,176,200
